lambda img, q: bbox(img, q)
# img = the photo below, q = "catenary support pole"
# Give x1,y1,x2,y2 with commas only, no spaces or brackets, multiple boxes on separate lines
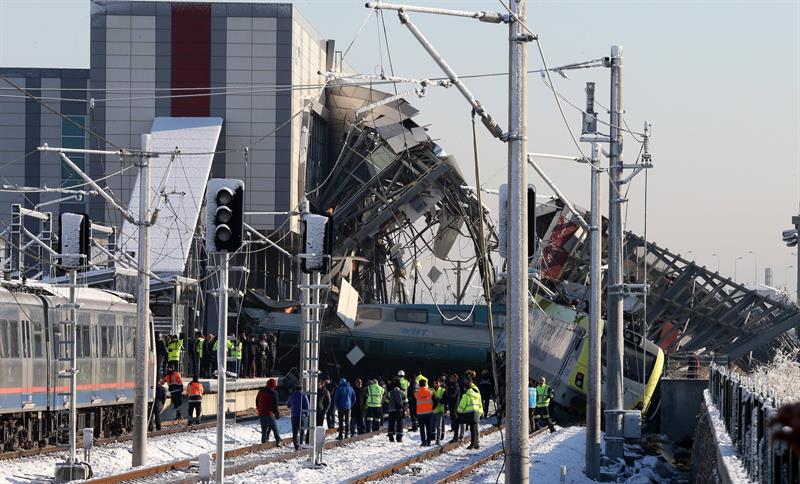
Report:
216,252,230,482
68,269,78,465
794,216,800,303
586,142,602,478
605,45,625,462
132,134,152,467
505,0,529,482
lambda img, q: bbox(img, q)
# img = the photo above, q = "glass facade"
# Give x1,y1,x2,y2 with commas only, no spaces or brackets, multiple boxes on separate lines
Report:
61,116,86,187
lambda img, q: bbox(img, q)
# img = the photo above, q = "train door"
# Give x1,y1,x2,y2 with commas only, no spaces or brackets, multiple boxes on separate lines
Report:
19,317,33,408
98,313,118,398
0,311,24,409
75,311,93,407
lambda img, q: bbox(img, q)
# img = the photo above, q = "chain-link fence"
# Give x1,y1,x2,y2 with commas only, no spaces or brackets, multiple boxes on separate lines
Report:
709,364,800,482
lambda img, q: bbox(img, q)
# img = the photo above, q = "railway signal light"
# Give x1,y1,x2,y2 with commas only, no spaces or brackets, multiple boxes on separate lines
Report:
206,179,244,253
59,212,90,269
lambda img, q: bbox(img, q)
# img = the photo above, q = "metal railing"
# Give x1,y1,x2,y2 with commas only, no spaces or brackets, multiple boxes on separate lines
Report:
709,364,800,482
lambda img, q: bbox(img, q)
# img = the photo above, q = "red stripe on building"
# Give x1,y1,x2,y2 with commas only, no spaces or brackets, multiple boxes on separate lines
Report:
171,3,211,117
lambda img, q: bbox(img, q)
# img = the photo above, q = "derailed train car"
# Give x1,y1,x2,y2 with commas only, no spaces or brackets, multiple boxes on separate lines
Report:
0,281,150,450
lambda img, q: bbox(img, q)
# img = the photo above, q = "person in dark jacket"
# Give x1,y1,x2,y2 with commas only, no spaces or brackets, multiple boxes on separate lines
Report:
256,379,281,445
478,369,495,418
287,385,310,451
324,377,337,429
247,335,259,378
350,378,366,435
316,380,331,427
445,373,461,434
257,335,268,378
150,383,167,431
387,379,408,442
202,334,214,378
333,378,356,439
155,332,167,378
266,333,278,376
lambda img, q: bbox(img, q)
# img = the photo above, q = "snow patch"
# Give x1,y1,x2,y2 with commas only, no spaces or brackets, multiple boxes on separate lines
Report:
703,389,756,484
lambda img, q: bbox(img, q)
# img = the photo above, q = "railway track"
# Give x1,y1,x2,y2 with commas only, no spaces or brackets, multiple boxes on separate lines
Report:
0,410,260,461
84,427,362,484
348,425,549,483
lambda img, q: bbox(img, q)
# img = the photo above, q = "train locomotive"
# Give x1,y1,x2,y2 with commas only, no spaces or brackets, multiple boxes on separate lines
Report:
0,280,149,450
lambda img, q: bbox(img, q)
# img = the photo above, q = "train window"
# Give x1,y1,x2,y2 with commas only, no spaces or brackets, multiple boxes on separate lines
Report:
32,321,43,358
123,327,134,358
100,326,117,358
7,320,20,358
357,307,382,320
440,310,474,327
0,320,7,357
395,308,428,324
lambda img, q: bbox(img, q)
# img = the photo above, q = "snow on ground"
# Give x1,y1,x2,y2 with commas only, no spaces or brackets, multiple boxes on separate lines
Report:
703,390,755,484
232,421,495,483
382,424,506,483
1,418,291,483
458,426,596,484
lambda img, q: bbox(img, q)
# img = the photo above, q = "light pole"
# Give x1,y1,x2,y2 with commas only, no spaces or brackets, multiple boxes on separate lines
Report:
748,250,757,284
711,253,720,272
734,256,744,282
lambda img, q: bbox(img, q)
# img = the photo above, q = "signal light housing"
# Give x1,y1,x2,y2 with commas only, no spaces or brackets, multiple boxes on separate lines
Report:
206,179,244,254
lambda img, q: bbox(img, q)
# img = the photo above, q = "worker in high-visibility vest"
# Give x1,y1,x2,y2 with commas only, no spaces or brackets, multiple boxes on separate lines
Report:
160,367,184,420
166,335,183,372
194,332,204,378
534,376,556,433
230,338,243,377
186,376,204,425
431,377,447,445
414,379,434,446
365,379,385,431
454,377,483,449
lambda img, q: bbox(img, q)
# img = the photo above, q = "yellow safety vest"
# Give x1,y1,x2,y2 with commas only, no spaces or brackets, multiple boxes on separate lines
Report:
230,340,242,359
457,385,483,415
195,338,204,358
432,387,446,414
415,374,427,385
536,384,553,408
167,340,182,361
399,377,410,391
366,383,384,407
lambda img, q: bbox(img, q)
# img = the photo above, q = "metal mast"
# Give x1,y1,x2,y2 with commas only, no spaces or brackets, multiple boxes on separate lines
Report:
506,0,529,482
133,134,152,467
216,251,230,481
605,45,625,462
587,140,602,477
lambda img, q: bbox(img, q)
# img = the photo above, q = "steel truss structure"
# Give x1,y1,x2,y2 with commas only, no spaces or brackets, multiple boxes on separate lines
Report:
539,203,800,369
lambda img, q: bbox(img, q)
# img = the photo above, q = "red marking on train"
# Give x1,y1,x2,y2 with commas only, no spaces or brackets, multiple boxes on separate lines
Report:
0,382,135,395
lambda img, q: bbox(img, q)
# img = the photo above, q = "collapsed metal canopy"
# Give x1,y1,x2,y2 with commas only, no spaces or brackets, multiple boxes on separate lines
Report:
308,83,496,304
536,203,800,369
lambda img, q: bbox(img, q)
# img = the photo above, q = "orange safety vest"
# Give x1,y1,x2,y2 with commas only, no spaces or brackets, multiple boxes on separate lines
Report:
187,381,204,401
160,372,183,387
415,387,433,414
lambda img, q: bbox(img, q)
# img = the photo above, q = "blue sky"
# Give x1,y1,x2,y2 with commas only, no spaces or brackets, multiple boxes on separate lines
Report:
1,0,798,293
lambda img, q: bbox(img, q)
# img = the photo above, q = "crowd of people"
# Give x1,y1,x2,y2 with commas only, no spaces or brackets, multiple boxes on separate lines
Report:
253,368,556,452
155,331,278,380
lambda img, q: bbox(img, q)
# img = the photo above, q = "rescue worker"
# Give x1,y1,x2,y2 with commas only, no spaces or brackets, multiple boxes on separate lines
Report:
324,377,337,429
455,376,483,449
386,378,408,442
194,332,204,378
409,372,427,432
365,379,384,431
230,337,243,377
478,369,494,418
534,376,556,433
159,367,184,420
333,378,356,440
166,335,183,373
528,378,537,432
414,379,434,446
287,385,309,451
186,376,204,425
155,332,167,378
431,377,446,445
212,337,233,375
150,382,167,431
256,379,281,445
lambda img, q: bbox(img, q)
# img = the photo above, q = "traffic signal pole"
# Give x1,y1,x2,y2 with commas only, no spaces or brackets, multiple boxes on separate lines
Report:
215,251,230,482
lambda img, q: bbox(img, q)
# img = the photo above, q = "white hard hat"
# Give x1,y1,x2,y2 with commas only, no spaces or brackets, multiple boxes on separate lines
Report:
397,370,405,376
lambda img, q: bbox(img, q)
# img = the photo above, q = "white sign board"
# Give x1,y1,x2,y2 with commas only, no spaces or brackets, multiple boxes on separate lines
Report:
336,278,359,330
346,345,365,366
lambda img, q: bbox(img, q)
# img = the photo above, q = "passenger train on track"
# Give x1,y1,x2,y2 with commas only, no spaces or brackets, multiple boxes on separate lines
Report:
253,293,664,415
0,281,151,450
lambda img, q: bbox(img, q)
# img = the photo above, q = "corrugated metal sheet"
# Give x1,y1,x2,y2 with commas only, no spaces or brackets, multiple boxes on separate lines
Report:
119,117,222,274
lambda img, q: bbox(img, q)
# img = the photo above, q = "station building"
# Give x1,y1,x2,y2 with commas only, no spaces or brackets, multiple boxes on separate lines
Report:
0,1,333,298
